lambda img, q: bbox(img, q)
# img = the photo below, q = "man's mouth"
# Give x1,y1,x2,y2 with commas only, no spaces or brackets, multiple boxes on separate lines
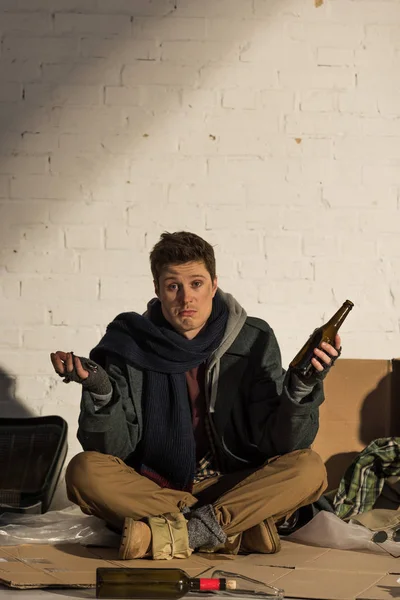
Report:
179,310,196,317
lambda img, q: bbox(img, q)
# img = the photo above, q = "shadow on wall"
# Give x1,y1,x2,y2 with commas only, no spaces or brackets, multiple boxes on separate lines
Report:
324,452,359,492
0,365,33,418
359,372,395,445
0,0,285,231
325,370,399,492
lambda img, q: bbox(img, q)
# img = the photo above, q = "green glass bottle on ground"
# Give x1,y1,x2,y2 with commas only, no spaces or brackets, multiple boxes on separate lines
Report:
96,567,236,599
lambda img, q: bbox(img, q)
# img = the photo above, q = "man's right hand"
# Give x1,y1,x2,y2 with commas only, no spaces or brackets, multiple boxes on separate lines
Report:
50,351,89,383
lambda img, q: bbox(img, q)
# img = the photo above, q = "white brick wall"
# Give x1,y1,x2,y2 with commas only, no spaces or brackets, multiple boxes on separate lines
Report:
1,0,400,507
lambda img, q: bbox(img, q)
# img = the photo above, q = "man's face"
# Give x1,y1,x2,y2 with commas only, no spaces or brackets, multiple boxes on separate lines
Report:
155,261,218,340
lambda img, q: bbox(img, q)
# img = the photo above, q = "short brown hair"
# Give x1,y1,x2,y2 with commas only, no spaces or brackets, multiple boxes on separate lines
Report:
150,231,216,284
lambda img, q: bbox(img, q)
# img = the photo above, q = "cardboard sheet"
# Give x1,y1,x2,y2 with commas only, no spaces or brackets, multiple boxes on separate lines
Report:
0,540,399,600
0,544,213,588
314,358,399,490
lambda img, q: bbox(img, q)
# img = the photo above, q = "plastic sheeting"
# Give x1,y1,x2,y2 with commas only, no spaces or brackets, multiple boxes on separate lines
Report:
0,505,119,547
287,510,400,558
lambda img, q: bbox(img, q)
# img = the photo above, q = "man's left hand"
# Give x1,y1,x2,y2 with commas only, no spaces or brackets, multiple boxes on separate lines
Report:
311,334,341,374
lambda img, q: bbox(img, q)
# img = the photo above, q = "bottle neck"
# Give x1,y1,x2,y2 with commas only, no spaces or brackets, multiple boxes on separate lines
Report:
325,301,353,331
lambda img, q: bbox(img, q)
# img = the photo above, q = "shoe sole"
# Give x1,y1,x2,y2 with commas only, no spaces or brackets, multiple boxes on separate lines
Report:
119,518,151,560
241,518,281,554
264,517,281,553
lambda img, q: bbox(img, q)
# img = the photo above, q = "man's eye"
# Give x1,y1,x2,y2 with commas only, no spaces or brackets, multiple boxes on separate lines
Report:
193,281,202,288
168,284,178,291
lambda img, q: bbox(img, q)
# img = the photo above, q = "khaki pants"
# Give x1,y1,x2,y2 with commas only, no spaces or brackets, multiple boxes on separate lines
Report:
66,449,327,536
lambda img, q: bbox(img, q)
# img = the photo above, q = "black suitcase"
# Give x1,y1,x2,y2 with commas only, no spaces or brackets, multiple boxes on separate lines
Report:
0,416,68,514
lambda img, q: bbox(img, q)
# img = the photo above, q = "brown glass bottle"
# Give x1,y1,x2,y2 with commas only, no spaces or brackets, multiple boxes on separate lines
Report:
289,300,354,378
96,568,236,599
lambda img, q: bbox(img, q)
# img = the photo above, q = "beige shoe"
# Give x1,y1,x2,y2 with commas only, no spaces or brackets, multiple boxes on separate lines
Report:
241,518,281,554
119,518,152,560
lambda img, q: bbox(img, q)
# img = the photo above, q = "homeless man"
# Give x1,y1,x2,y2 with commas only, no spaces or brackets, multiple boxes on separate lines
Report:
50,231,340,560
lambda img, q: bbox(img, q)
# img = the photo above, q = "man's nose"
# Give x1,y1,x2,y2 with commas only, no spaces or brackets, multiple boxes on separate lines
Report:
180,285,193,304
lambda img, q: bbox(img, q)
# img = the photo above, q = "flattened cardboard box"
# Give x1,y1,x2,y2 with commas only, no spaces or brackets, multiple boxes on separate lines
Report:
315,358,400,490
0,541,399,600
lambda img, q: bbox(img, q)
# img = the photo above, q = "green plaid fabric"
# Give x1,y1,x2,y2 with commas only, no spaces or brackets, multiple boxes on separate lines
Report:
194,451,220,483
333,437,400,520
